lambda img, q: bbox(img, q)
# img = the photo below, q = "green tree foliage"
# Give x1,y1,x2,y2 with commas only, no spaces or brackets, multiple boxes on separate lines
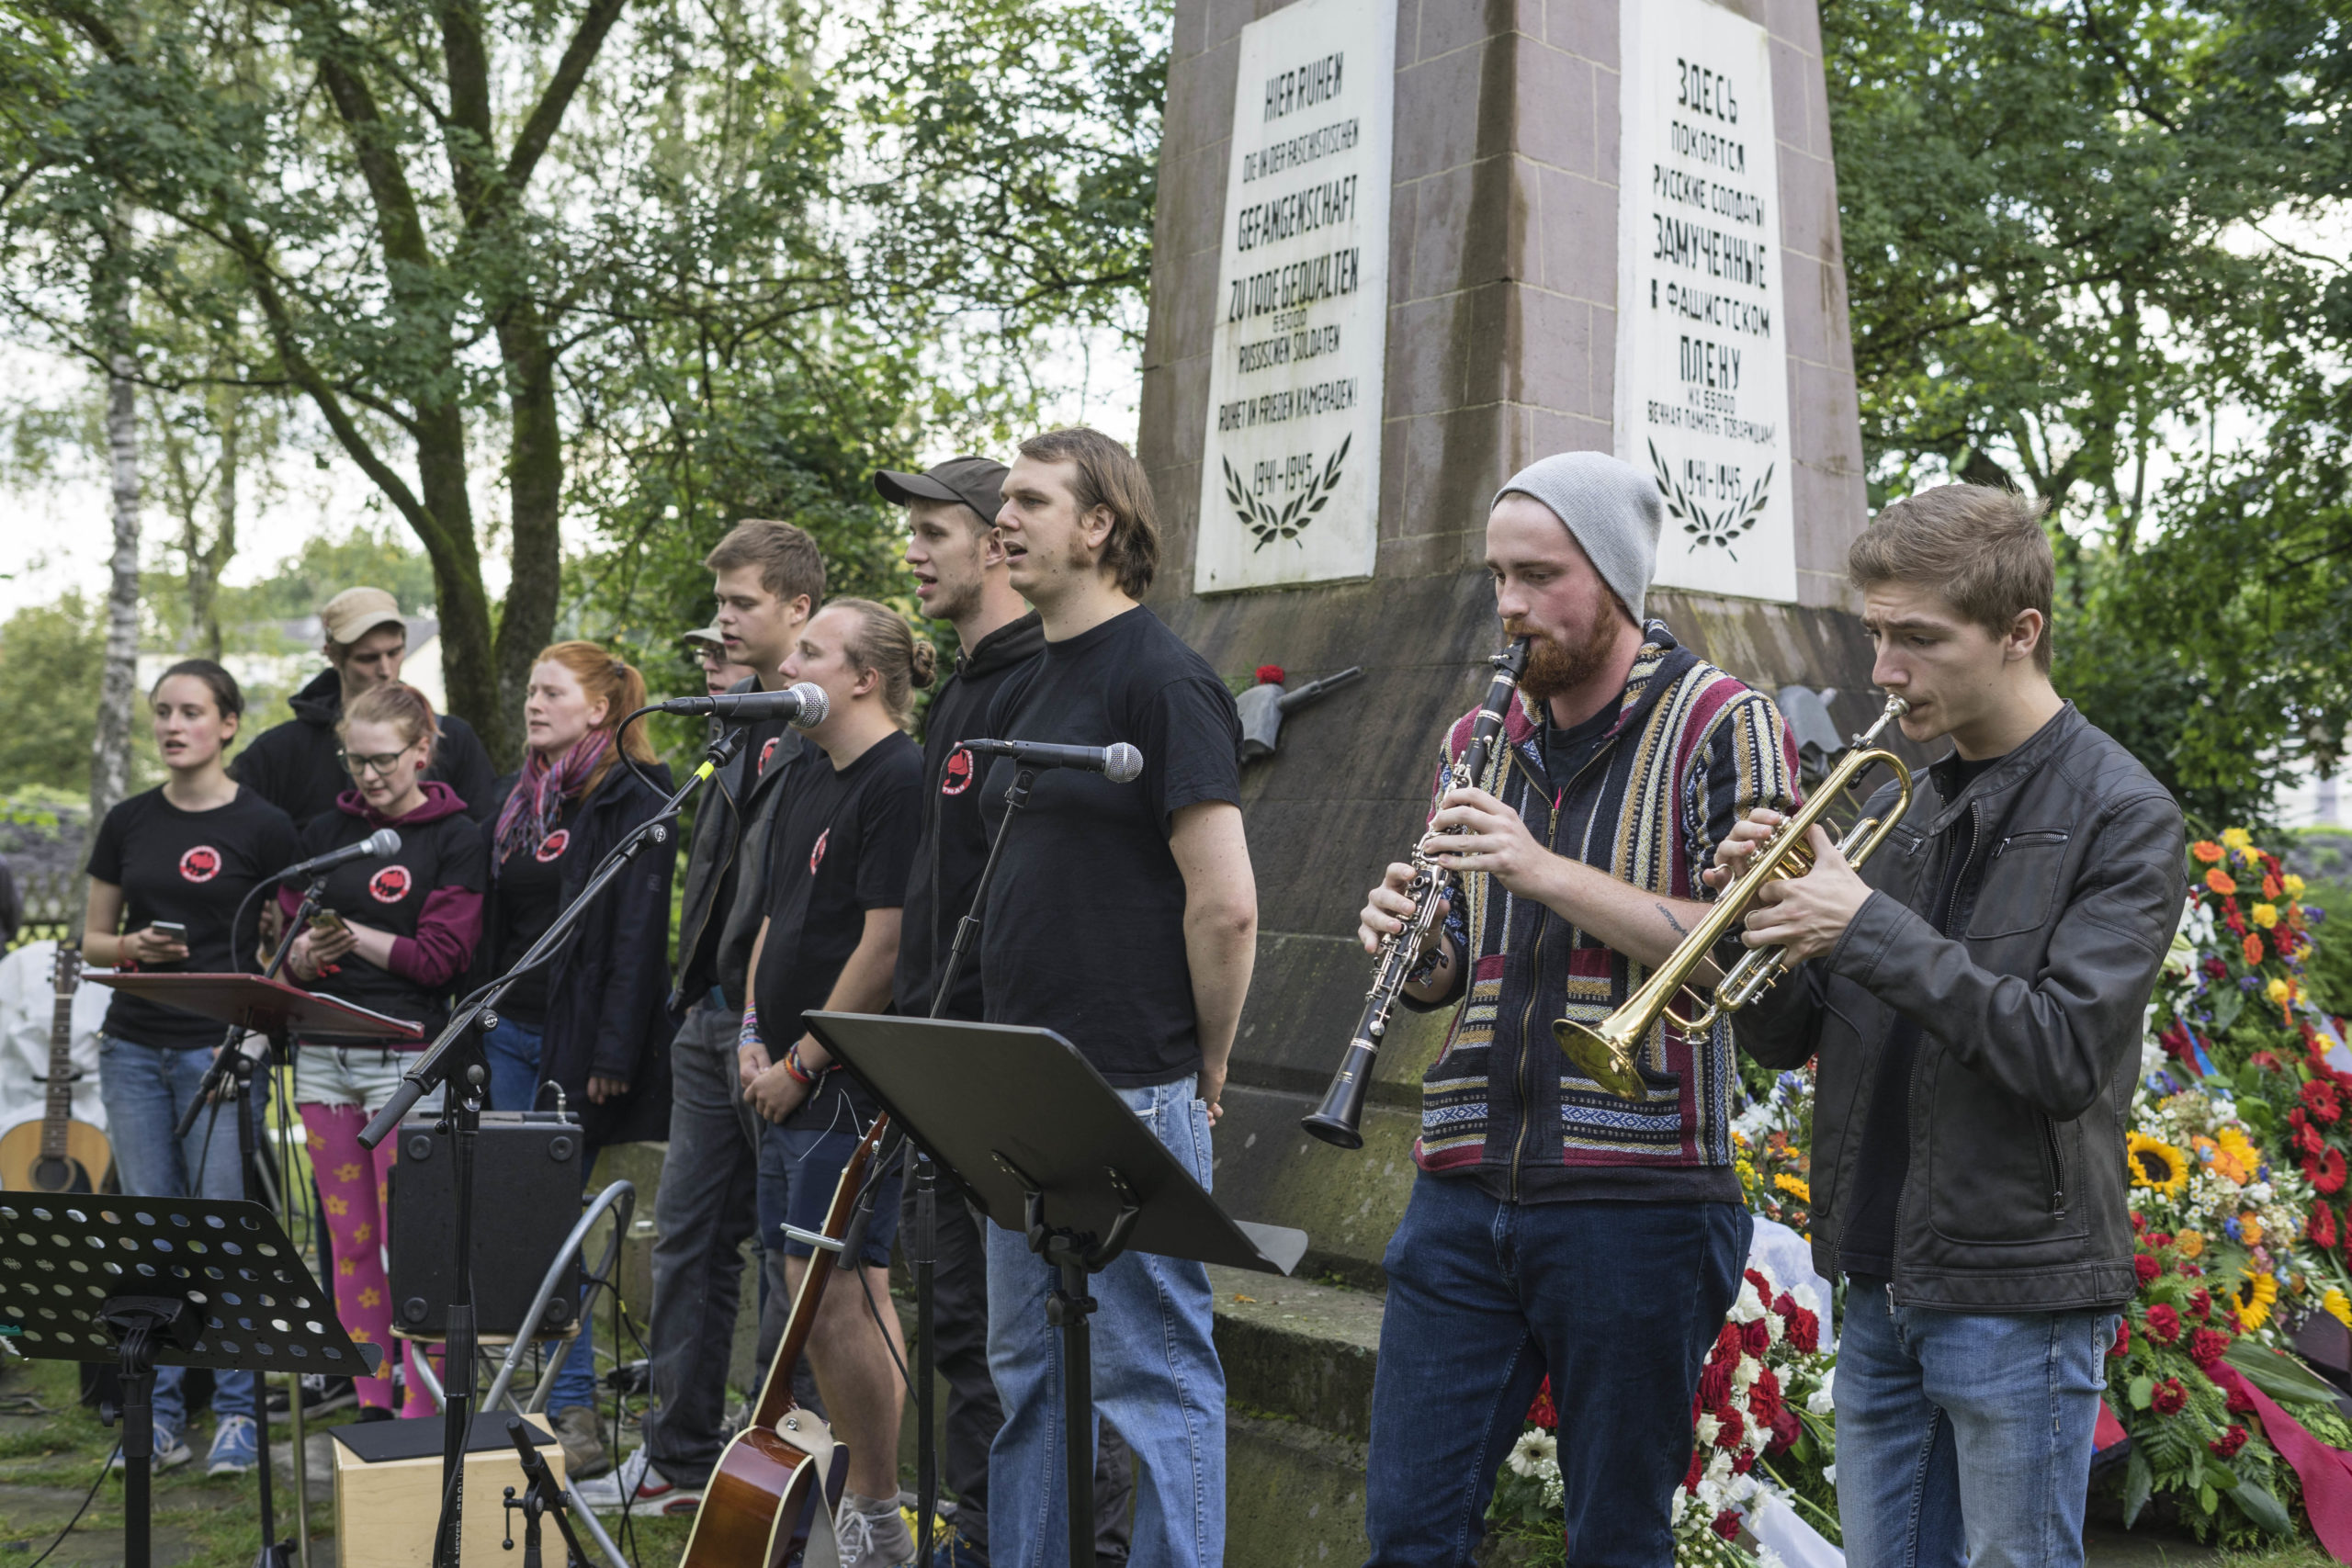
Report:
0,592,102,793
1825,0,2352,824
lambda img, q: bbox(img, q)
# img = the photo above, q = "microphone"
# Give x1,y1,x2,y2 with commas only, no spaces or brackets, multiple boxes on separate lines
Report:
656,682,831,728
955,739,1144,784
280,827,402,880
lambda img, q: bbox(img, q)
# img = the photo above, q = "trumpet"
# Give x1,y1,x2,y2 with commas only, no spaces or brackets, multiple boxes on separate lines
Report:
1301,638,1532,1149
1554,696,1915,1100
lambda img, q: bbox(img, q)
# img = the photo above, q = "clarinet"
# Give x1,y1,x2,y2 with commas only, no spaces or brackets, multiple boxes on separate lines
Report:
1301,638,1531,1149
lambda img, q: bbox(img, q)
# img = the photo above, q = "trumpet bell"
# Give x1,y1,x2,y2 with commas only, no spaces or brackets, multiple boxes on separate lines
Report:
1552,1019,1645,1100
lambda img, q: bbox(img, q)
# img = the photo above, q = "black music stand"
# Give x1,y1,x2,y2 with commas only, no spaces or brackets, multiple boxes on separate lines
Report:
803,1011,1307,1568
0,1193,381,1568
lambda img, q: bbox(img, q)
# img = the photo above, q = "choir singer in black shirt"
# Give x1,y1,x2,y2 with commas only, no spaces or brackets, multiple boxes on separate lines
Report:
977,428,1257,1568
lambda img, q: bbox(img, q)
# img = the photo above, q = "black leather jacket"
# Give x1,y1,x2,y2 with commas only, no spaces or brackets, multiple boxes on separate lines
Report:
1736,703,2184,1312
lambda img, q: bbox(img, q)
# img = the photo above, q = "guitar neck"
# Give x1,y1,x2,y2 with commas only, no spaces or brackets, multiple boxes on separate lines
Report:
750,1111,893,1430
42,952,78,1162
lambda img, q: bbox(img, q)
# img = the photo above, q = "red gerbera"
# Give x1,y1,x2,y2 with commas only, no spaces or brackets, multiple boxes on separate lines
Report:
2305,1080,2344,1123
2315,1147,2348,1195
2312,1203,2340,1251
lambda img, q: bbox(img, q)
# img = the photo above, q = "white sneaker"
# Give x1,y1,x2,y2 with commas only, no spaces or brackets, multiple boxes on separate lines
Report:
571,1447,702,1517
834,1494,914,1568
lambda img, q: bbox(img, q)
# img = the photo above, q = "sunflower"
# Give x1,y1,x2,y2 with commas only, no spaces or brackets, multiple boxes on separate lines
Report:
2214,1127,2261,1185
2192,840,2226,864
2235,1268,2280,1331
2325,1288,2352,1330
1773,1173,1811,1204
2128,1132,2191,1197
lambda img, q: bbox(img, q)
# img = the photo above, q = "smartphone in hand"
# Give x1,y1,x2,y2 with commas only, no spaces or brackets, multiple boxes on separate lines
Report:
150,921,189,944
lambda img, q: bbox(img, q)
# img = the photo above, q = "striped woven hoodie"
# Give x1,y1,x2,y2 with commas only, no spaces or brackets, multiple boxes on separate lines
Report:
1411,620,1798,1199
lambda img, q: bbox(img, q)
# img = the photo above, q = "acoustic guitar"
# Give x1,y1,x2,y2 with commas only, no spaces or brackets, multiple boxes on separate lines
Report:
678,1109,891,1566
0,944,114,1194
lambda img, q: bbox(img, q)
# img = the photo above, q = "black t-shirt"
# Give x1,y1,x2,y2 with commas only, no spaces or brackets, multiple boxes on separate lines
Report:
490,796,579,1027
978,606,1244,1086
1541,696,1619,792
293,795,488,1043
752,731,924,1130
1840,751,2002,1278
86,786,299,1050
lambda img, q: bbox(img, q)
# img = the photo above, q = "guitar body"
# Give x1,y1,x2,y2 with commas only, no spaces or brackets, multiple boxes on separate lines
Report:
4,947,113,1196
681,1416,848,1568
677,1111,890,1566
0,1117,111,1194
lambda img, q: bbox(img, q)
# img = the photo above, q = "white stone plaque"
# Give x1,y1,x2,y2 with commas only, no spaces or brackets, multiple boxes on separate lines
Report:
1615,0,1798,603
1193,0,1396,594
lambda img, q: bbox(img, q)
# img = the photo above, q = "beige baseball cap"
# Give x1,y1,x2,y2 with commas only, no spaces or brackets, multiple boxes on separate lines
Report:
680,624,726,650
320,586,405,646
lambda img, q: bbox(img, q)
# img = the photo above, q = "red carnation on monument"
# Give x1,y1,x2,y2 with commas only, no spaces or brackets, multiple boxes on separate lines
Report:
1682,1450,1705,1492
2134,1254,2161,1287
1254,665,1285,686
2188,1287,2213,1322
1712,1404,1746,1451
1782,1305,1821,1354
2188,1328,2233,1370
2211,1425,2249,1459
1713,1323,1743,1361
2226,1384,2256,1416
2151,1379,2189,1416
2202,956,2230,980
1526,1377,1556,1429
1698,1358,1733,1412
2144,1303,2182,1345
2109,1320,2131,1358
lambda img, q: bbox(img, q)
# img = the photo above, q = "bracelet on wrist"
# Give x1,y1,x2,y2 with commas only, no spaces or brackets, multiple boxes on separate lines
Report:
738,1005,763,1054
783,1045,817,1087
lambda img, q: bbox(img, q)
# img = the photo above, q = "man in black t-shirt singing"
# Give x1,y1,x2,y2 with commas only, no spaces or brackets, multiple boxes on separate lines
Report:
978,427,1257,1568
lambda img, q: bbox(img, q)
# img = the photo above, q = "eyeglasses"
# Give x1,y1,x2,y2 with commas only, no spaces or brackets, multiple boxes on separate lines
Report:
338,749,412,778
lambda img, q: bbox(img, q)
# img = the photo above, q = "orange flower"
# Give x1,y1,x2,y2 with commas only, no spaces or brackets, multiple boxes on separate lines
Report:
2208,869,2239,897
2245,932,2267,965
2193,841,2226,863
2264,874,2283,900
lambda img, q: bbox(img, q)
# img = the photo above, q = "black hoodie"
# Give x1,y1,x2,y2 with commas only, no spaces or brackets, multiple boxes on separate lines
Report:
892,611,1046,1019
235,667,498,832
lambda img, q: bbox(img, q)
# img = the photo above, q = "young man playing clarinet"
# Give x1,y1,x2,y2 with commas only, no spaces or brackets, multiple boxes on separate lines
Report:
1720,486,2185,1568
979,426,1257,1568
1354,452,1798,1565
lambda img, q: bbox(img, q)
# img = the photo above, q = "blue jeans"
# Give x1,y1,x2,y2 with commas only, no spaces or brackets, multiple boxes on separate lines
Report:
98,1035,264,1433
1836,1277,2116,1568
1363,1176,1751,1566
480,1016,595,1412
986,1076,1223,1568
481,1015,546,1115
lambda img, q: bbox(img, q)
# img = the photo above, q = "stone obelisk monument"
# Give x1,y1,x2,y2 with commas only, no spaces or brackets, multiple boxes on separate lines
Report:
1131,0,1872,1554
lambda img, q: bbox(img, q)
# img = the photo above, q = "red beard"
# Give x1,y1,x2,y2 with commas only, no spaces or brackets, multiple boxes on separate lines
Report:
1514,610,1625,704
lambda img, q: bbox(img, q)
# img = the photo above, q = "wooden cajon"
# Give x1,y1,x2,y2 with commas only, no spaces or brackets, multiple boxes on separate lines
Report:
331,1412,567,1568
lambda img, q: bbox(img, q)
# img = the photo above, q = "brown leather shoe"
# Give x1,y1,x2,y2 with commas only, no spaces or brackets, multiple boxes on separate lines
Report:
551,1404,612,1480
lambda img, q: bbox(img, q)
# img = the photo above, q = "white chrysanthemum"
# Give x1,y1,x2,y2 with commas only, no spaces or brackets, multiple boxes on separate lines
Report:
1765,1311,1785,1347
1755,1543,1788,1568
1823,1462,1837,1486
1696,1414,1722,1447
1730,1280,1767,1323
1732,1356,1761,1394
1505,1429,1556,1477
1806,1365,1836,1415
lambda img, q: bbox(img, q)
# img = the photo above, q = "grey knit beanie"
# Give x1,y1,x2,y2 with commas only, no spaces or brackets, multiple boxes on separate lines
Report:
1492,452,1663,621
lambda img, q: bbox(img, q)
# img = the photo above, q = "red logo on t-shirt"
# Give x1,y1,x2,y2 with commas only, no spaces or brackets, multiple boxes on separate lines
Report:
535,829,571,863
759,737,781,776
368,865,413,904
808,829,830,874
179,846,222,884
942,748,975,796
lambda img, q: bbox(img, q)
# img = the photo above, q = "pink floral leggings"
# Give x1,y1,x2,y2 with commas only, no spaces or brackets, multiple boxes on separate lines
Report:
300,1102,441,1415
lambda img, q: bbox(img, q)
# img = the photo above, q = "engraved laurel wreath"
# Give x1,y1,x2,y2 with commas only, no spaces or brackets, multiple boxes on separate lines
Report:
1224,434,1350,551
1649,438,1771,558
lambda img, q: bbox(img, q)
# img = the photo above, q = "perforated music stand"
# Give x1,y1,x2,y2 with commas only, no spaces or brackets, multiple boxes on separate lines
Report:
804,1011,1306,1568
0,1193,381,1568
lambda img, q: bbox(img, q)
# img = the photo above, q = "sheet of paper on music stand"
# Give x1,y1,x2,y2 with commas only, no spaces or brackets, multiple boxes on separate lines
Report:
82,971,421,1042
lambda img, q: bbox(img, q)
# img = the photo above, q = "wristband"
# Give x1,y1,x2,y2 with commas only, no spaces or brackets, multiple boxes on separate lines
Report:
738,1005,763,1054
783,1044,818,1087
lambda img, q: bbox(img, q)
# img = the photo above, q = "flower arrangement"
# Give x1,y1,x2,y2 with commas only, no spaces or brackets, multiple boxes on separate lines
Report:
1731,1070,1816,1240
2123,1083,2322,1337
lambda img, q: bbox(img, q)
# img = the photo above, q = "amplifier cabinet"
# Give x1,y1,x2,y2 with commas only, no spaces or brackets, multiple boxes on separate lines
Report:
388,1112,582,1338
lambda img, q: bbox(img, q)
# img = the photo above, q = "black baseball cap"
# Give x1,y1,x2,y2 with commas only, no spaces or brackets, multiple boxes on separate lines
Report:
874,456,1008,531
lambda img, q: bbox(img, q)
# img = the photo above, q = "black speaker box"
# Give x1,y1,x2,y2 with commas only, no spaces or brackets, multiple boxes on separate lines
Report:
387,1111,582,1338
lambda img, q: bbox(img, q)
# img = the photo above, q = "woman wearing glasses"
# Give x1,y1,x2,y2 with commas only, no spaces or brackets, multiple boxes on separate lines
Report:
279,681,486,1418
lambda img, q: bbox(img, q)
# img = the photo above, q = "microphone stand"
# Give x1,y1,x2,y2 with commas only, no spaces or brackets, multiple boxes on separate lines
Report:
835,763,1037,1565
357,718,744,1568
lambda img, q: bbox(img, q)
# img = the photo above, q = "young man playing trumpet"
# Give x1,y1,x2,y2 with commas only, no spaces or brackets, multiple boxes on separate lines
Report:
1720,485,2185,1567
1355,452,1798,1565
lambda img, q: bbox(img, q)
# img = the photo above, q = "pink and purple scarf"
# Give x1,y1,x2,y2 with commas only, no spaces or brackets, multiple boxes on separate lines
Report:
494,730,611,872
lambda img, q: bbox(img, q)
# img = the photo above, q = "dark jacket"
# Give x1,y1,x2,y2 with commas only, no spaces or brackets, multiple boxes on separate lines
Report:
475,759,680,1147
1736,703,2186,1313
894,611,1046,1019
236,668,498,832
672,680,804,1012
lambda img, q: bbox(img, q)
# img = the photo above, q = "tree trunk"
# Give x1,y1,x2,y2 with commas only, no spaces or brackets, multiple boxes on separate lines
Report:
192,386,239,660
493,298,563,759
88,348,141,837
409,400,507,763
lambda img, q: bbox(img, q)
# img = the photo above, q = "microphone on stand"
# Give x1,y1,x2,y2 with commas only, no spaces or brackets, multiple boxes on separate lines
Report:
954,739,1144,784
277,827,402,881
656,682,831,727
